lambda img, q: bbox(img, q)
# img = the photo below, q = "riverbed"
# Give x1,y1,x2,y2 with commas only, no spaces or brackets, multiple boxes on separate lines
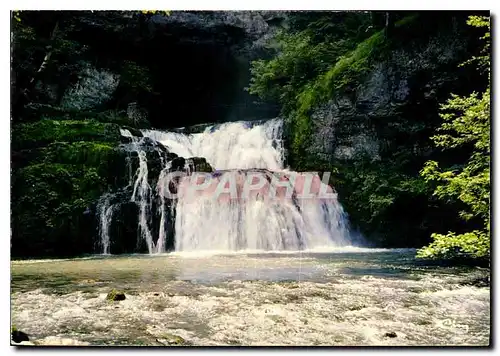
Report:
11,248,490,346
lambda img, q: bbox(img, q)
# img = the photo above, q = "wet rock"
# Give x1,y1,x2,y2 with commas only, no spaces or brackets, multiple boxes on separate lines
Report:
156,333,186,346
461,276,490,288
348,304,366,311
185,157,213,173
285,294,302,303
170,156,186,171
11,326,30,344
106,289,126,301
305,290,333,300
122,126,143,137
78,279,98,285
120,135,134,144
279,281,300,289
384,332,397,338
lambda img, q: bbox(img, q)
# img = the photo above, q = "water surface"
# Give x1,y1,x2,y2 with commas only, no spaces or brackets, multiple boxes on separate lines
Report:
11,249,490,346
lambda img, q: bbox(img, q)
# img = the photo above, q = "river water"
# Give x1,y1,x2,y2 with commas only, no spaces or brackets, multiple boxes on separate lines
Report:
11,249,490,346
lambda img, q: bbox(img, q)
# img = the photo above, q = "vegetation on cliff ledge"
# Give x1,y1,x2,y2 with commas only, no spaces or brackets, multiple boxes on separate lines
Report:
249,12,490,261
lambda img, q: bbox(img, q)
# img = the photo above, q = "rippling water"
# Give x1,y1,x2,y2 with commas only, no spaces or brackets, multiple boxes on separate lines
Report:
11,249,490,346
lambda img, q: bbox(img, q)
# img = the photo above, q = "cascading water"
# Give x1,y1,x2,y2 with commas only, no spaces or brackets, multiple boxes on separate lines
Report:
156,161,173,253
96,193,115,255
131,150,155,254
115,129,169,254
101,120,351,254
140,119,351,253
173,170,350,252
142,119,284,170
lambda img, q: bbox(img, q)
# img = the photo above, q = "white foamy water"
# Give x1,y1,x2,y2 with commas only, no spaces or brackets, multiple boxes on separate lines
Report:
96,194,115,255
119,120,353,253
117,129,167,254
11,252,490,346
142,119,284,170
173,171,350,252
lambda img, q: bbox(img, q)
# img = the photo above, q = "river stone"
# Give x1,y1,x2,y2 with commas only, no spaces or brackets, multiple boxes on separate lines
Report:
384,332,397,338
462,276,490,288
156,333,186,346
106,289,126,301
11,328,30,343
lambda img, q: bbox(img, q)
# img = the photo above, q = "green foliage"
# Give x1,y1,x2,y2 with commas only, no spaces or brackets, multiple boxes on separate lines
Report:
11,163,106,256
25,105,150,128
16,163,106,205
248,29,344,108
12,119,121,150
331,159,433,245
461,16,490,74
303,29,385,105
248,12,381,116
120,60,153,93
248,12,485,248
10,114,129,257
418,16,490,260
249,14,419,170
12,11,22,22
140,10,171,16
417,231,489,259
43,141,115,166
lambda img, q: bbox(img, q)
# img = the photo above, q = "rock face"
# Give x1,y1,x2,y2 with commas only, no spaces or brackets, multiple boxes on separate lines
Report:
304,24,475,165
71,11,285,128
94,130,215,255
11,11,290,258
10,118,215,257
279,13,488,247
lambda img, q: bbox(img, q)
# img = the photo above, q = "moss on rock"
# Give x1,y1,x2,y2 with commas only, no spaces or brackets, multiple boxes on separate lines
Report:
11,163,105,257
157,333,186,346
12,119,121,150
106,289,126,301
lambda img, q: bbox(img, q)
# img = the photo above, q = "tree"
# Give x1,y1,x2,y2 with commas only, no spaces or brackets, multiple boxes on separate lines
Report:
247,12,377,116
417,16,490,260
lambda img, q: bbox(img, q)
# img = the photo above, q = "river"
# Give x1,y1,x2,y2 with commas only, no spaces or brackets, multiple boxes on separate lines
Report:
11,248,490,346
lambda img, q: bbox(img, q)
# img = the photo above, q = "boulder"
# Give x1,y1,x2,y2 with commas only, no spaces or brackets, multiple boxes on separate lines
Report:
11,327,30,344
106,289,126,301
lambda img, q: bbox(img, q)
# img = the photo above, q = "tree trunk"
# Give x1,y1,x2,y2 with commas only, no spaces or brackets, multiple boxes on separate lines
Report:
384,12,394,38
12,19,60,121
29,20,59,87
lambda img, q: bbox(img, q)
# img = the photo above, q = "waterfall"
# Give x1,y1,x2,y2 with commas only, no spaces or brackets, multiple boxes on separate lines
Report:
173,170,350,252
103,119,352,254
131,150,155,254
118,129,167,254
96,193,115,255
156,161,173,253
141,119,284,170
